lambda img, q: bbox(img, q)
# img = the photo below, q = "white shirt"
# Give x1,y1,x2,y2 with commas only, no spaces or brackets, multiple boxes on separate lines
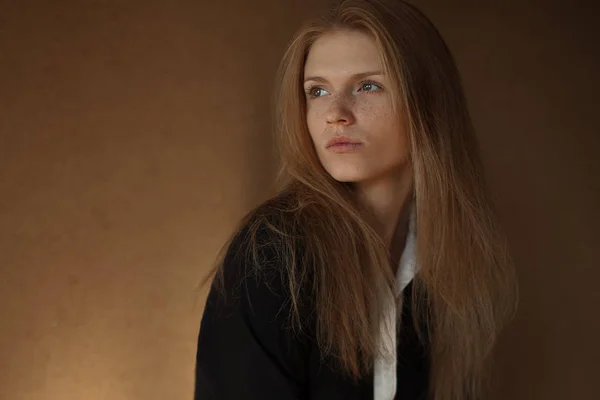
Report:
373,206,417,400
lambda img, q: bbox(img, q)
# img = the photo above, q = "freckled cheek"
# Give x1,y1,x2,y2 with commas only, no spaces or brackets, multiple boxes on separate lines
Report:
355,95,391,116
355,105,406,158
355,104,393,136
306,105,327,135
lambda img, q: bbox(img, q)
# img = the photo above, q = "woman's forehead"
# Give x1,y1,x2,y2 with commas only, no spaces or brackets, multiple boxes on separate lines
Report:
304,30,384,79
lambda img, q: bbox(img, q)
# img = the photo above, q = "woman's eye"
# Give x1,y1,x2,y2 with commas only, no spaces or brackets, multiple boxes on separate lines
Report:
359,82,382,92
307,87,328,98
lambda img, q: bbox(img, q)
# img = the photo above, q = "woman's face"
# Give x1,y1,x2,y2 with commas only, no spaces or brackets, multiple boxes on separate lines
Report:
303,29,409,184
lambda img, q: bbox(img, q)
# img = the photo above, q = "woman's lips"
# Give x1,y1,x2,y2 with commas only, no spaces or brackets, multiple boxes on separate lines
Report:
326,136,363,153
327,142,363,153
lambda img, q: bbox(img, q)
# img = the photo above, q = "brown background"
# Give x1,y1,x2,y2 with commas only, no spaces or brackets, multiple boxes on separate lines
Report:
0,1,598,399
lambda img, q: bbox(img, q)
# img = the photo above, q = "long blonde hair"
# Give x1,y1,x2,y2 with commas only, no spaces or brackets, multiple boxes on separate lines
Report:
203,1,518,399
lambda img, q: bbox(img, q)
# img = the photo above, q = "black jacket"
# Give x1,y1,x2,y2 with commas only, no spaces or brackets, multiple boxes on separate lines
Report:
194,220,430,400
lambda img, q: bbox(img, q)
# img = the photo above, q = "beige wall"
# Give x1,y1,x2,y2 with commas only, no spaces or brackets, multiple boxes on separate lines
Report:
0,1,597,399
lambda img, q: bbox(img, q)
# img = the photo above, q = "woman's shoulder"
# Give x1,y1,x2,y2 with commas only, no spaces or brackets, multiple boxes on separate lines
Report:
227,191,303,267
236,190,307,258
196,194,314,398
210,191,311,320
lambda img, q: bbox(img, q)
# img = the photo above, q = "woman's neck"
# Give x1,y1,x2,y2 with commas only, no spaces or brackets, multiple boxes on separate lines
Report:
354,166,413,266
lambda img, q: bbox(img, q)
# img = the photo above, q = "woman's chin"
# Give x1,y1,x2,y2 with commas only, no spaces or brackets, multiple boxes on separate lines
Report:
328,171,366,183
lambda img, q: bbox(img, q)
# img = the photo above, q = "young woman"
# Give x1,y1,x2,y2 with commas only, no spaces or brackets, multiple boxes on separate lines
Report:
194,1,518,399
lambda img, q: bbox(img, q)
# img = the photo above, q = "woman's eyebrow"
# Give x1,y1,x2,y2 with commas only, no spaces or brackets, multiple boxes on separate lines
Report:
303,70,383,84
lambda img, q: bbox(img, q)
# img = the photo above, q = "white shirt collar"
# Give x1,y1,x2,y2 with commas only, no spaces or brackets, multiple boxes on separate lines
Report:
374,202,417,400
396,203,417,294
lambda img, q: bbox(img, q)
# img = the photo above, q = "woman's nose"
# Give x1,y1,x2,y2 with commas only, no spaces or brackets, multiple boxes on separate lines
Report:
325,97,355,126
